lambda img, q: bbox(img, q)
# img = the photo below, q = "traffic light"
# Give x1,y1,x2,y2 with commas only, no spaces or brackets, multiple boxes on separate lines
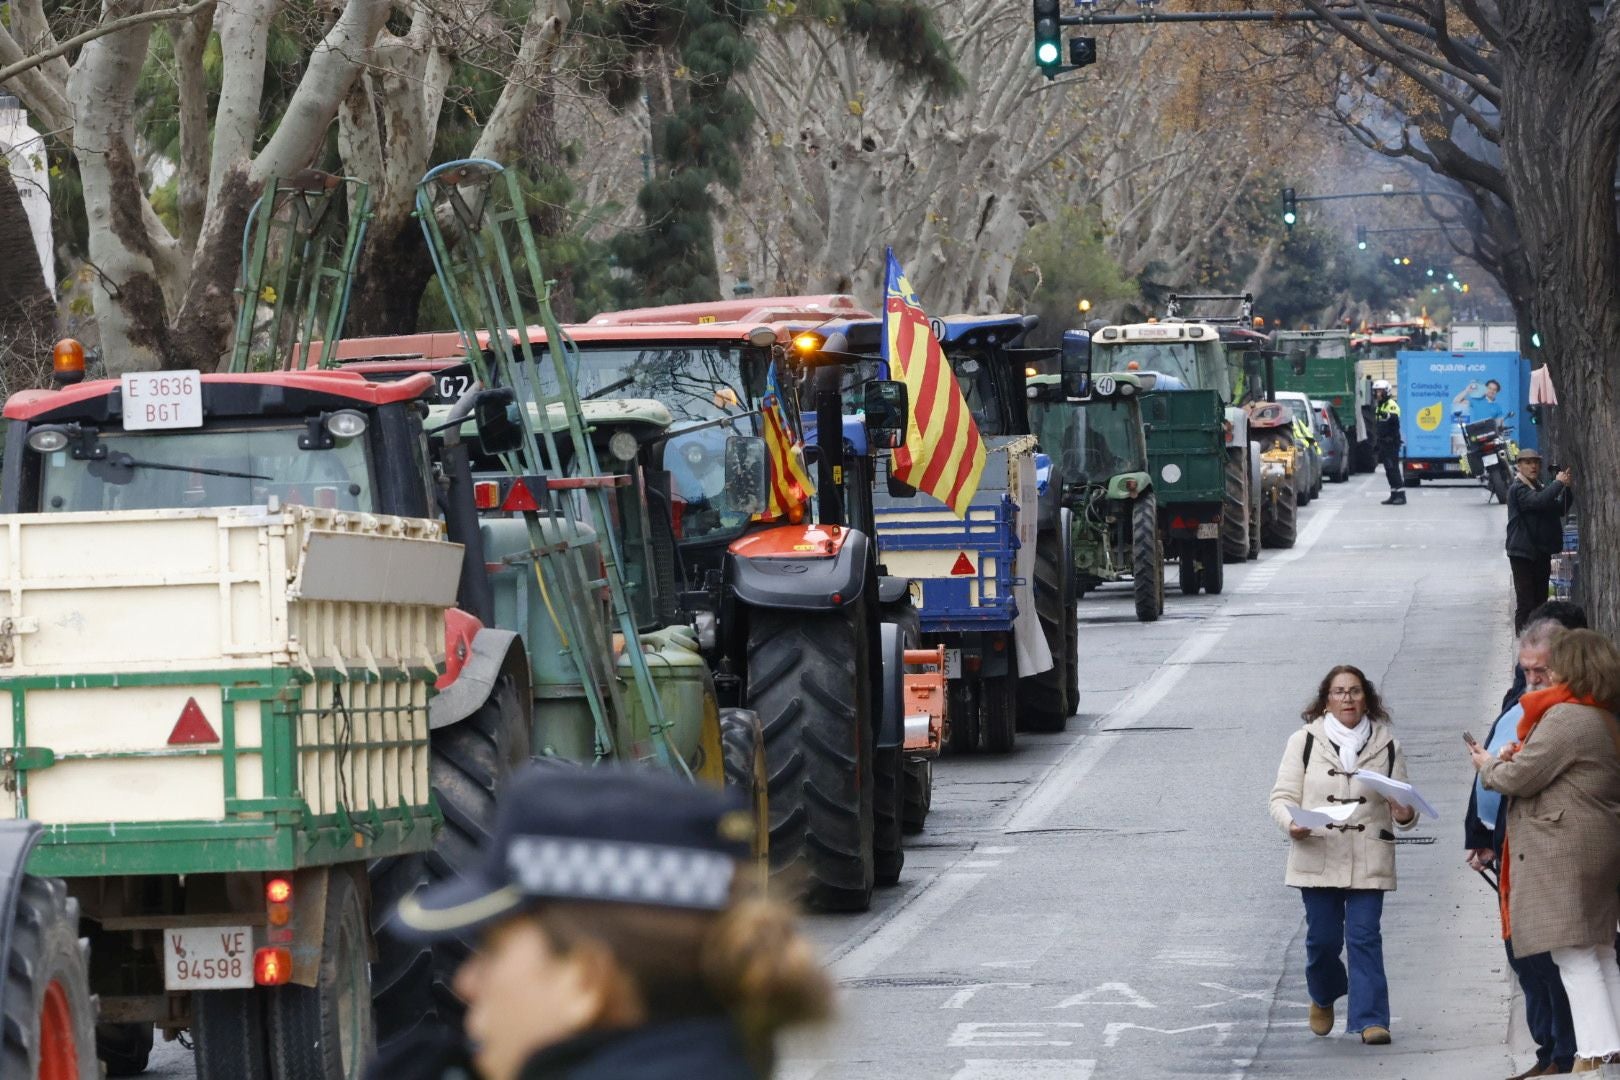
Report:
1356,226,1367,250
1281,188,1297,229
1069,36,1097,68
1033,0,1061,75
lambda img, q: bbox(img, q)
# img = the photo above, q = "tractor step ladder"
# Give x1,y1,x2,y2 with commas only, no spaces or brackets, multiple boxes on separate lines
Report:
227,172,372,372
414,158,681,772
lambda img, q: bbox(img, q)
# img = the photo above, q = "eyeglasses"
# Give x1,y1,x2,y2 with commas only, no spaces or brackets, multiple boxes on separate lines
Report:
1328,687,1366,700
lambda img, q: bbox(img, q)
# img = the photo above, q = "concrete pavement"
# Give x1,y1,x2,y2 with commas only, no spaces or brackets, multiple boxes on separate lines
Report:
783,472,1525,1079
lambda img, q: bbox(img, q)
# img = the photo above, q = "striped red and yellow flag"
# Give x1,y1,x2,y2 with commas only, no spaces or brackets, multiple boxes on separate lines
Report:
759,360,816,521
882,249,985,517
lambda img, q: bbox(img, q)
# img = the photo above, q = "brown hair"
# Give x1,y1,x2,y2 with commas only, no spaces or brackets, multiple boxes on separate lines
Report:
1548,629,1620,711
1299,664,1391,723
529,879,832,1069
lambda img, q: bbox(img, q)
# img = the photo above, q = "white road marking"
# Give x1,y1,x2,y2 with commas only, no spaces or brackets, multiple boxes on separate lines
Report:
951,1061,1096,1079
941,983,1033,1009
948,1022,1087,1048
1194,982,1309,1010
1049,982,1157,1009
1004,620,1229,832
958,859,1001,868
829,872,986,979
1102,1021,1234,1047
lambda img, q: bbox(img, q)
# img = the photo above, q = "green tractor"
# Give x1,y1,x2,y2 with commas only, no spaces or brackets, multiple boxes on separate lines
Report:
1029,372,1164,622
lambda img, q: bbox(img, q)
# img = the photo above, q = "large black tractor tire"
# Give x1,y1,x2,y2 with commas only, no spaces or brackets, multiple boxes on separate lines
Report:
1131,494,1164,622
267,869,373,1080
1261,483,1299,549
370,674,529,1048
1221,450,1250,563
947,677,980,754
1198,537,1224,595
720,708,770,873
1018,520,1074,733
98,1022,153,1076
1,874,96,1080
1177,539,1200,596
901,757,932,834
194,988,271,1080
748,606,876,913
981,650,1020,754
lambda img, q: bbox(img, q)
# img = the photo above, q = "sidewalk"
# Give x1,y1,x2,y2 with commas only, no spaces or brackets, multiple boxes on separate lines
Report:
1249,556,1526,1077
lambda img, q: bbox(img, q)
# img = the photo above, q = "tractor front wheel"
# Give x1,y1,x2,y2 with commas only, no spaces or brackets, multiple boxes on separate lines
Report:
748,606,876,912
1131,494,1163,622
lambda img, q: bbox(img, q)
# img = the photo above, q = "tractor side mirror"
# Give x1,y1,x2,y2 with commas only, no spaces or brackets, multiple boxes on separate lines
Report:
1061,340,1092,398
473,388,523,454
862,380,909,449
724,436,769,516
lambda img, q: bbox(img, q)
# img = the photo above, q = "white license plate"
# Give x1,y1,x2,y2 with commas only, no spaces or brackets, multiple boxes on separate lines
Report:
1196,522,1220,540
943,649,961,679
1481,453,1499,466
163,926,254,990
121,370,203,430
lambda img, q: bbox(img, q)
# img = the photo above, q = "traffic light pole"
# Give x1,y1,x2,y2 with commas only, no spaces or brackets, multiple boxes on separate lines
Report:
1061,9,1440,41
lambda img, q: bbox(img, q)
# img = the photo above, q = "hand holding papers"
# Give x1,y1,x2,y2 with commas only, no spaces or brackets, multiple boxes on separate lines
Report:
1351,770,1439,820
1287,803,1358,830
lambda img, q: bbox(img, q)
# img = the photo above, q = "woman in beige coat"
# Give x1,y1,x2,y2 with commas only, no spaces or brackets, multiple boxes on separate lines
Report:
1472,629,1620,1071
1270,665,1417,1045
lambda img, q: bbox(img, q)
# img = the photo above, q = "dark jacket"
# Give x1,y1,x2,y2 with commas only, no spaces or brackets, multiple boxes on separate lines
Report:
366,1017,757,1080
1505,475,1570,560
1375,398,1401,451
519,1018,757,1080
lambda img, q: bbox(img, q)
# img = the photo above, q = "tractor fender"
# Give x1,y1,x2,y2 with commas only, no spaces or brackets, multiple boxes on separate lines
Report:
877,575,911,606
0,821,44,1010
727,529,871,612
429,627,530,731
877,621,906,751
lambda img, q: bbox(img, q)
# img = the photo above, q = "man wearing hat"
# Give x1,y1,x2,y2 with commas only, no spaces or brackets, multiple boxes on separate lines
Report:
373,764,829,1080
1505,449,1573,633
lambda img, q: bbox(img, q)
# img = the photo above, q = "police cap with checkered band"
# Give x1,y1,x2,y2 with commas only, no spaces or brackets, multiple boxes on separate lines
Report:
393,763,754,940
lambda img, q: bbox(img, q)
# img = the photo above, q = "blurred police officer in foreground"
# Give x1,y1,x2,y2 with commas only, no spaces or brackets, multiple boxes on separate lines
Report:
1373,380,1405,506
370,765,831,1080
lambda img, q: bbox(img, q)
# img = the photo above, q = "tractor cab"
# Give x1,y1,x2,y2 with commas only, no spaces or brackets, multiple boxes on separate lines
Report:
2,368,438,519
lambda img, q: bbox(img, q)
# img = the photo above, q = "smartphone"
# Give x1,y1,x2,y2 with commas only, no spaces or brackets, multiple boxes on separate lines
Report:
1463,731,1479,748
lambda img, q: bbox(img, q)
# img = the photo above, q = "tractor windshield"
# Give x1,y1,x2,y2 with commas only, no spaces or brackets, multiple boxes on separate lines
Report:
1069,399,1147,482
1097,341,1232,401
541,344,775,547
35,424,374,513
938,347,1010,436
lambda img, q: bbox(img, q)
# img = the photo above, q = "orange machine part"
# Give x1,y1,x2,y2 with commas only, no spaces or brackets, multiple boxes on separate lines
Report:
903,647,947,757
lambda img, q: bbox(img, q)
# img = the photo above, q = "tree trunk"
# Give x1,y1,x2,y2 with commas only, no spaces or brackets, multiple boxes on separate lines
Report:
346,223,438,336
1496,6,1620,636
0,160,54,394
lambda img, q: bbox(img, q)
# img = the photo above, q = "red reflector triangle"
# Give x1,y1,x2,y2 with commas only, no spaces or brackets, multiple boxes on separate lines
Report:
501,479,540,513
949,552,975,576
168,697,219,745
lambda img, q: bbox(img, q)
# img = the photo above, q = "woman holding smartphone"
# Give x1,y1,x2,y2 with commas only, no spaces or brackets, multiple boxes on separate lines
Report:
1269,665,1417,1045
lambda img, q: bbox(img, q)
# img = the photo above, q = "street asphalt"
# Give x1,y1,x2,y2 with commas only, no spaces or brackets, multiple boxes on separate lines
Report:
147,471,1528,1079
782,471,1526,1080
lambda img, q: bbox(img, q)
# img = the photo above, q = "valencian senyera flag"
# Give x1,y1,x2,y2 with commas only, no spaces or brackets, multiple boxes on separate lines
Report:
758,360,816,521
882,248,985,517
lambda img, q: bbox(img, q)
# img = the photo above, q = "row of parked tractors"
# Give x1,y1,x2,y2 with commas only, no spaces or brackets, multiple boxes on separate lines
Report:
0,166,1321,1080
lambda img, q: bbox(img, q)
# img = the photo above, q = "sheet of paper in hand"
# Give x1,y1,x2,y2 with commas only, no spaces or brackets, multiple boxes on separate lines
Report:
1287,803,1358,830
1351,770,1440,819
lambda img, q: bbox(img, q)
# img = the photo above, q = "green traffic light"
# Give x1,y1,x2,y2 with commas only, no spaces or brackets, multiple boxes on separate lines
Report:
1036,41,1060,64
1282,211,1296,225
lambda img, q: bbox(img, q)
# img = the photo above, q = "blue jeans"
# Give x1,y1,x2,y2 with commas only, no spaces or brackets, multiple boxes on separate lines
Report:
1508,937,1576,1069
1301,887,1389,1033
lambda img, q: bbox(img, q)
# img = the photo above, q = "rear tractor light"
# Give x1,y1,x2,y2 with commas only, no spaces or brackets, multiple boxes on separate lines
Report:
254,947,292,986
473,481,501,510
266,876,293,927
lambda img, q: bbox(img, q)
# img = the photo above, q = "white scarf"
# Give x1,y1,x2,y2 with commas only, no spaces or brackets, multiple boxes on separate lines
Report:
1324,715,1370,774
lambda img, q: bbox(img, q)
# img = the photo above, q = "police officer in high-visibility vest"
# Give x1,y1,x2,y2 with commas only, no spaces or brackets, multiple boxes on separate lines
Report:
1373,380,1405,505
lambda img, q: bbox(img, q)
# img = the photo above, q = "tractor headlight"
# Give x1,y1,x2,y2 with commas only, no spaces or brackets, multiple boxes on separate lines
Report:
325,410,368,440
608,430,639,462
26,426,70,453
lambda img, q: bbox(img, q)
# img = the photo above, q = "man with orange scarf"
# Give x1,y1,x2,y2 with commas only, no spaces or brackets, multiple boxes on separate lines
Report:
1471,629,1620,1073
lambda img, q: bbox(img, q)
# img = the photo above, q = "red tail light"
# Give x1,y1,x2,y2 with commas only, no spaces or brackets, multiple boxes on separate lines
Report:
254,947,292,986
501,479,540,513
266,878,292,904
473,481,501,510
167,698,219,746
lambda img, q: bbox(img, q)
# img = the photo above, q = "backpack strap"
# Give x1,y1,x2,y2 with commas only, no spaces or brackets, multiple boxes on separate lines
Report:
1302,731,1314,771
